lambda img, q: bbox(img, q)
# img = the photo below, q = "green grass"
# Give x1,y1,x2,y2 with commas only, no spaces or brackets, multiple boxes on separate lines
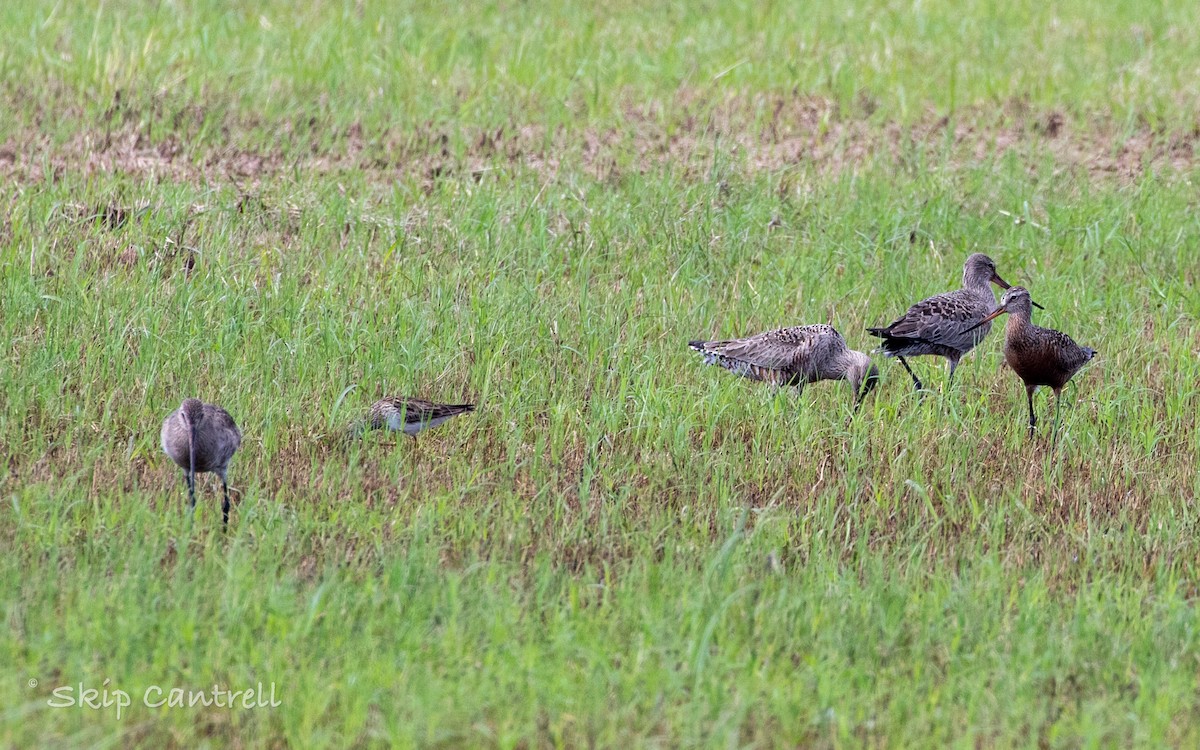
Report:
3,0,1200,747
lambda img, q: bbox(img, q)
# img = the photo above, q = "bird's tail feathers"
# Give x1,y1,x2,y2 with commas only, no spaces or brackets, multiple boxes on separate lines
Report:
867,330,940,355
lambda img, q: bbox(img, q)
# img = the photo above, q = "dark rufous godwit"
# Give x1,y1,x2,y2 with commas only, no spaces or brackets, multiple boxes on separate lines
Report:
967,286,1096,443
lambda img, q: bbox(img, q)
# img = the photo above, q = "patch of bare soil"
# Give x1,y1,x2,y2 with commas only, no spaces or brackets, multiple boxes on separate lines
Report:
2,91,1198,188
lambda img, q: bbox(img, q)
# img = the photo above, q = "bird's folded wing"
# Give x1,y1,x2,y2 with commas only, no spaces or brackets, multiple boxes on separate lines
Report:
421,402,474,420
384,397,474,423
885,293,981,338
205,406,242,445
1041,328,1095,368
694,327,832,382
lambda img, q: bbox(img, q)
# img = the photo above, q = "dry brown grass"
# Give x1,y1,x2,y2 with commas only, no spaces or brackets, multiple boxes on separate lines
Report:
4,89,1199,190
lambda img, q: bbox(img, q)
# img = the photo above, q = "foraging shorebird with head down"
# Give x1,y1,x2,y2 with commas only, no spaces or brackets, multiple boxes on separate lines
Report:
160,398,242,526
688,324,880,408
867,253,1041,391
965,286,1096,442
350,397,476,439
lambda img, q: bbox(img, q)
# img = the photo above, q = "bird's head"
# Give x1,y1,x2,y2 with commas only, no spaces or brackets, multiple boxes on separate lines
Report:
998,285,1036,315
963,253,1010,290
180,398,205,427
847,351,880,409
965,285,1038,333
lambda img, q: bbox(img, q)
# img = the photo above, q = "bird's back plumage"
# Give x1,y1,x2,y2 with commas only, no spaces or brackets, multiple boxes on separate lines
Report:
868,286,997,358
160,401,241,474
689,324,848,386
1003,320,1097,391
357,396,476,436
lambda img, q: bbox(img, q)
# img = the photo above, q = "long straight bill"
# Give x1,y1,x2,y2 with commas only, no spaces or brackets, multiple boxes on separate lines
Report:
188,423,197,487
964,306,1008,334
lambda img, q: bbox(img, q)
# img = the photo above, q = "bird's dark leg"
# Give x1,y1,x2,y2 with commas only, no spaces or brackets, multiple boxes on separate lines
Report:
221,475,231,528
896,356,923,391
946,356,961,390
1026,385,1038,438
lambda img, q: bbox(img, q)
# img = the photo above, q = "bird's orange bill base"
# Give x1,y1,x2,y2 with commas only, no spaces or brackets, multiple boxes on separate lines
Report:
965,306,1008,334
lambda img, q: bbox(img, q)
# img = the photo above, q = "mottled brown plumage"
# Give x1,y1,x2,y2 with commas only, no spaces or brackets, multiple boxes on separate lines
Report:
160,398,242,526
867,253,1036,390
351,397,475,438
689,324,880,407
968,286,1096,440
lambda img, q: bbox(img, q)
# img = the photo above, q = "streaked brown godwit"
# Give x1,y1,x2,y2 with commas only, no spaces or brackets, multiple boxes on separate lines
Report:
867,253,1041,390
689,324,880,407
351,397,476,439
161,398,242,526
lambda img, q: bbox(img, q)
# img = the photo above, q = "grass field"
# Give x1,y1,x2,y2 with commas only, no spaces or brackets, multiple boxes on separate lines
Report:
2,0,1200,746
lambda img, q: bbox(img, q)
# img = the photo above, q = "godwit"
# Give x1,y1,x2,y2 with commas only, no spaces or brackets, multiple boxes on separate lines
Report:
966,286,1096,441
160,398,242,526
688,324,880,407
867,253,1041,390
350,397,475,439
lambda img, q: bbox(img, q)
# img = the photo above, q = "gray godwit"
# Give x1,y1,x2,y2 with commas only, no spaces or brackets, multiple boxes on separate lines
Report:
160,398,242,526
966,286,1096,441
350,397,475,439
867,253,1041,390
689,324,880,407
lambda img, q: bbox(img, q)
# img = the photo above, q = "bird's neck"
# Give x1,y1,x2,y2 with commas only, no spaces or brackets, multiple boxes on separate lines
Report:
831,350,855,378
963,272,993,292
835,351,866,385
1005,310,1032,333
